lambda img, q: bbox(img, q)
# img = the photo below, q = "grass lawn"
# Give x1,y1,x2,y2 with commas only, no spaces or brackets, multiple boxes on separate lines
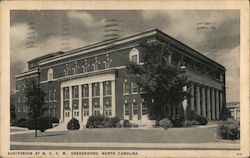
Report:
11,126,239,144
10,128,28,132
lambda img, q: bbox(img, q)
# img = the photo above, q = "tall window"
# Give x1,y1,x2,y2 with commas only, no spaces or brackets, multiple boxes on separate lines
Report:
48,68,53,81
129,48,139,63
93,57,99,71
63,87,69,100
72,86,79,99
49,90,52,102
103,81,111,96
133,102,138,115
94,110,100,116
53,89,57,101
64,64,69,76
82,84,89,98
104,54,112,69
123,79,130,95
131,82,138,94
124,102,130,116
141,99,147,115
82,65,86,73
92,83,100,97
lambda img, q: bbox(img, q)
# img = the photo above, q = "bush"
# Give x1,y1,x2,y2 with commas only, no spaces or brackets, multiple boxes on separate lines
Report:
220,107,233,120
183,120,198,127
123,120,132,128
171,116,184,127
67,118,80,130
196,115,208,125
86,115,106,128
11,119,18,126
186,110,208,125
159,118,173,130
116,122,122,128
86,115,121,128
17,118,28,128
51,117,59,123
109,116,120,127
217,119,240,140
28,117,52,132
39,117,52,132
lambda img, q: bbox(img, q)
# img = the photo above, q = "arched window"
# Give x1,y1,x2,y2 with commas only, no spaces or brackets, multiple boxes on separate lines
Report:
48,68,53,81
129,48,140,63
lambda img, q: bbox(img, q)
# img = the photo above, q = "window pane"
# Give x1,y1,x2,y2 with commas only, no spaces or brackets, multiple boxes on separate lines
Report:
133,103,138,114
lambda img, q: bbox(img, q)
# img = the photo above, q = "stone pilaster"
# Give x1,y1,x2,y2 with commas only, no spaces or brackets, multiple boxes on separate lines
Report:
111,80,116,117
60,87,64,122
100,82,103,114
69,86,73,119
79,85,82,122
89,83,93,116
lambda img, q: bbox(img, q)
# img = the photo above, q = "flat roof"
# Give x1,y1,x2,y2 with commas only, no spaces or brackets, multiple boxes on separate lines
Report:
28,28,226,71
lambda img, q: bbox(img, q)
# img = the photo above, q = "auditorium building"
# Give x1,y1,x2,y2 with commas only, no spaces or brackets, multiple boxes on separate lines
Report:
14,29,226,126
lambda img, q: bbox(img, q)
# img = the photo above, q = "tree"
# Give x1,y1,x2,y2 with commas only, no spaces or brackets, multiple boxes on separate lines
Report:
10,94,16,124
127,41,190,121
25,80,46,137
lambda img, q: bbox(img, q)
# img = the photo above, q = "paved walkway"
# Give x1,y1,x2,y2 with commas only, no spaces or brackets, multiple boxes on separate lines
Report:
10,142,240,150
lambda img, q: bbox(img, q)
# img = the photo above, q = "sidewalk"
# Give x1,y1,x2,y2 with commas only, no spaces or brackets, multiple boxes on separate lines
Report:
10,141,240,150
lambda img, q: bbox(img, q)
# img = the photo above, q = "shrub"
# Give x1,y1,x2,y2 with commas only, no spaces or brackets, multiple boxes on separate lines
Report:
220,107,233,120
11,119,18,126
27,119,36,130
116,122,122,128
67,118,80,130
17,118,28,128
183,120,193,127
86,115,106,128
109,116,120,127
86,115,121,128
217,119,240,140
159,118,173,130
186,110,208,125
51,117,59,123
132,123,139,128
171,116,184,127
27,117,52,132
196,115,208,125
183,120,199,127
39,117,52,132
123,120,132,128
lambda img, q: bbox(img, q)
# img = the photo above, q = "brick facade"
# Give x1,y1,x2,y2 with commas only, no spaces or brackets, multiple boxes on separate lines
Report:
14,29,226,126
